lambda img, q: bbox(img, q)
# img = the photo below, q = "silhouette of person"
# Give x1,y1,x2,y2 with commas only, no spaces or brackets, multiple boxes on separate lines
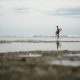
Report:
56,26,62,38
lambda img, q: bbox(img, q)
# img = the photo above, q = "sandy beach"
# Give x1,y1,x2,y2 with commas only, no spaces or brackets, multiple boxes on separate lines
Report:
0,50,80,80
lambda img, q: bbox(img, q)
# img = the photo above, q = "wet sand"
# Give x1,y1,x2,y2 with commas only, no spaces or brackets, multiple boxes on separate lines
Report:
0,50,80,80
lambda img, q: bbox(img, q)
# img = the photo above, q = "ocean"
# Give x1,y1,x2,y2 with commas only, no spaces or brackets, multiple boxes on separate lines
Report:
0,36,80,53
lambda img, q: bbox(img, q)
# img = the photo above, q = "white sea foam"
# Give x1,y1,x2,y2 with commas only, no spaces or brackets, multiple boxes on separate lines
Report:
67,35,80,38
19,53,42,58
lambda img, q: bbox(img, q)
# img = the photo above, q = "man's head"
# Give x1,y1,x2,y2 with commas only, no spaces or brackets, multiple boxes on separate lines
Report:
57,26,58,29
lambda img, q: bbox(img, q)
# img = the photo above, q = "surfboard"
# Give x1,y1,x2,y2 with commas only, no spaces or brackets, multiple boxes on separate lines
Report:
59,28,62,32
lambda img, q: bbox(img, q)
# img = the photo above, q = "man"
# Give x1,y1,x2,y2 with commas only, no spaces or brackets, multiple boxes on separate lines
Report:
56,26,62,38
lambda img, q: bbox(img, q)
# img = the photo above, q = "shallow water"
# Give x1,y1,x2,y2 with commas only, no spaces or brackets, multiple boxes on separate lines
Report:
0,36,80,52
49,60,80,67
0,36,80,41
0,42,80,52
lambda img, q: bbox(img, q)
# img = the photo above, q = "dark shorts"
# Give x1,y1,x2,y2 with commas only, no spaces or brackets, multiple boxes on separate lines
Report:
56,31,59,34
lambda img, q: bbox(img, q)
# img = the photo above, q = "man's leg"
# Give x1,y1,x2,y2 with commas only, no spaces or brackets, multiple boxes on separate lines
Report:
56,33,59,38
58,34,59,37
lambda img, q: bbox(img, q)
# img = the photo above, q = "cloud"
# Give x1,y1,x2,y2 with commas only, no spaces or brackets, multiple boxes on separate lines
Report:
13,7,32,13
55,7,80,16
13,6,47,16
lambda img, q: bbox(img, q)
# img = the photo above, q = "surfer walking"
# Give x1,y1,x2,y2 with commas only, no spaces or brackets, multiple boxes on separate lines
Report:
56,26,62,38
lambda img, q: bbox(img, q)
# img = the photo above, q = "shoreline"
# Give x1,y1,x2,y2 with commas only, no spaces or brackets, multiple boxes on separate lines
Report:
0,40,80,44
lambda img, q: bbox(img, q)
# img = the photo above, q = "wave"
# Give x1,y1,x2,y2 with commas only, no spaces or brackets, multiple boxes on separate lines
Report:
0,40,80,44
67,35,80,38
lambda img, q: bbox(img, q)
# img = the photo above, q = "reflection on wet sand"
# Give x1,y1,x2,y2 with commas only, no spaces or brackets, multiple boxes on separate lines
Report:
56,40,61,50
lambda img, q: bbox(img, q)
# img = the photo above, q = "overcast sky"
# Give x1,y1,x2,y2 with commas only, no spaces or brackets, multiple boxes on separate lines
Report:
0,0,80,36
